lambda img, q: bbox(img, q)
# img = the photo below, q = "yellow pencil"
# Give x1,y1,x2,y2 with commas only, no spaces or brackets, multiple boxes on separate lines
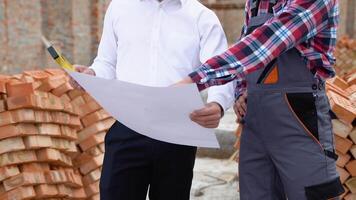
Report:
41,35,75,71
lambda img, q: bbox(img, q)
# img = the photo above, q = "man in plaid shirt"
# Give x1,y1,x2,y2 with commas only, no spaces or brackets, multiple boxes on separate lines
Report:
177,0,344,199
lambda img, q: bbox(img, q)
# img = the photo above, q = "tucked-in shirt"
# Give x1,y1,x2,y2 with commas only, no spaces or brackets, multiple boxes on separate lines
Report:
90,0,234,110
188,0,339,98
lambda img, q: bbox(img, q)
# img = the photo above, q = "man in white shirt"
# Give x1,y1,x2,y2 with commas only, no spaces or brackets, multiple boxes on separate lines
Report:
73,0,234,199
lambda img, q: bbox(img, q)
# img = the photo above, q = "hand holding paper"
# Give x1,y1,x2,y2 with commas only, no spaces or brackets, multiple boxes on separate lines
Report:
190,102,223,129
69,71,220,148
69,65,96,90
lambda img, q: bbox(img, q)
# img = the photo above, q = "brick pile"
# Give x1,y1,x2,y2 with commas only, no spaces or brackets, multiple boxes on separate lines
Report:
327,74,356,199
70,89,115,200
334,36,356,77
0,69,115,199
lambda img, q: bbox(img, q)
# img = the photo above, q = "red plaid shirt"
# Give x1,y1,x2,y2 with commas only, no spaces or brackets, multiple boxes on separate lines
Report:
189,0,339,98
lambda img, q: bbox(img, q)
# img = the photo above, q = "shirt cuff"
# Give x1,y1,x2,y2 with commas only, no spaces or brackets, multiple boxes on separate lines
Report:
189,68,210,91
207,93,230,113
89,64,115,79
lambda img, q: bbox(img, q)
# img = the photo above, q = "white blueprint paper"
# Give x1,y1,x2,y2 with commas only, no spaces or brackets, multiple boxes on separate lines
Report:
69,71,219,148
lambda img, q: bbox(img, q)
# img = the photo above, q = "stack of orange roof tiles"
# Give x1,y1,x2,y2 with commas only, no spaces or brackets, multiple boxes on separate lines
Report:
0,69,114,200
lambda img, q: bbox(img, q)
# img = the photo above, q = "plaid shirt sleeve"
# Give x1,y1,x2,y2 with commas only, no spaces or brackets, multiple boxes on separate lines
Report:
189,0,336,91
234,0,249,99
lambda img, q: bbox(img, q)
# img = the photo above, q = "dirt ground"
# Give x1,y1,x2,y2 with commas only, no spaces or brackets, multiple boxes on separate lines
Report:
191,158,240,200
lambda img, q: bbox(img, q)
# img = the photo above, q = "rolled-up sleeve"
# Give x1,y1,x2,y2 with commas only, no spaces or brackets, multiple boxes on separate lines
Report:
189,0,336,91
199,10,235,111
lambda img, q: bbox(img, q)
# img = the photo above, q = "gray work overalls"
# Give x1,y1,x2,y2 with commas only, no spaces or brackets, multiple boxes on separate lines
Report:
239,0,344,199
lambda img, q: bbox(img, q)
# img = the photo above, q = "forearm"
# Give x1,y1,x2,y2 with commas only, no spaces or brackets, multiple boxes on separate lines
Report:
189,0,335,90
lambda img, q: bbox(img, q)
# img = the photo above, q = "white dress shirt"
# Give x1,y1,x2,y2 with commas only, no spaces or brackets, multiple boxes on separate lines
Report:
90,0,234,110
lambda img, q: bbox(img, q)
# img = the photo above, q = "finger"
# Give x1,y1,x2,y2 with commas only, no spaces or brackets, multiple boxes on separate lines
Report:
235,112,242,121
234,106,244,122
204,122,219,128
237,106,245,117
191,117,220,127
191,106,205,115
237,99,246,113
240,101,247,113
74,66,81,72
192,107,217,116
190,117,211,126
190,113,221,122
74,65,86,72
191,107,209,116
236,100,245,114
195,121,219,128
196,120,220,127
193,120,206,127
238,107,246,116
238,96,245,104
193,119,220,128
83,69,93,76
236,113,244,123
191,116,219,126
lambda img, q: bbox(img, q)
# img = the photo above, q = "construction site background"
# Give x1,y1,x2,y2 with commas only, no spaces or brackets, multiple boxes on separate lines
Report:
0,1,355,199
0,0,355,74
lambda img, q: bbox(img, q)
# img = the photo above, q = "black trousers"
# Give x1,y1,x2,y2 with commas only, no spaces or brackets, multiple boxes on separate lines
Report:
100,121,197,200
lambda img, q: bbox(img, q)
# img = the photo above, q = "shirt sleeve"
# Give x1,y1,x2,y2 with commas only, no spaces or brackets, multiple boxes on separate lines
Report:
189,0,336,91
89,2,117,79
198,10,235,111
234,0,250,100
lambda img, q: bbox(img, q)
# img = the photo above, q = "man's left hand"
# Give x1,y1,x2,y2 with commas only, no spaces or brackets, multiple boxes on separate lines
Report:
190,102,223,129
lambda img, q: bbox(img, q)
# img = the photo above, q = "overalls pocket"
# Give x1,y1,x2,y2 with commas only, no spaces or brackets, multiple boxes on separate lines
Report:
283,92,322,149
284,92,339,160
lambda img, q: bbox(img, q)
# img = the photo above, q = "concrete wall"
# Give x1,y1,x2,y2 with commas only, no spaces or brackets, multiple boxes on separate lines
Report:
0,0,354,74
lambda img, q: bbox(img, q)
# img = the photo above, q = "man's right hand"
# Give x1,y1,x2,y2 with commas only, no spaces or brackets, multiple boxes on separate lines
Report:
70,65,96,89
233,92,247,123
